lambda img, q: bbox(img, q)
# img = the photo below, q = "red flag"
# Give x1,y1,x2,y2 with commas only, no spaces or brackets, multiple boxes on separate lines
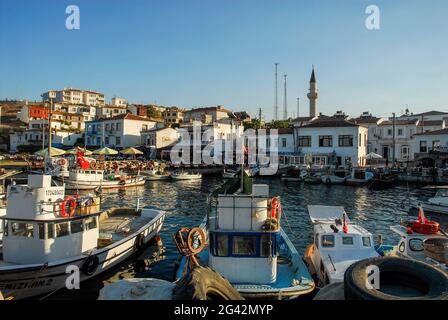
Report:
76,150,90,170
342,213,348,233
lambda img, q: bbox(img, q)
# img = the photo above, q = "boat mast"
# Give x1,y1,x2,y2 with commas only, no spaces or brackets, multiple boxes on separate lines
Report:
48,97,53,157
392,112,396,166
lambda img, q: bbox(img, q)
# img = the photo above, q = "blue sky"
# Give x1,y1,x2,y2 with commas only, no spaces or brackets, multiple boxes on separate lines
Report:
0,0,447,120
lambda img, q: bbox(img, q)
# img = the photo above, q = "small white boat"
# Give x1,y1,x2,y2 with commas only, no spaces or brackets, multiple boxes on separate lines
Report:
140,168,170,181
321,174,346,185
174,175,315,299
63,169,146,190
388,208,448,273
0,174,165,300
413,186,448,215
304,205,379,286
170,171,202,180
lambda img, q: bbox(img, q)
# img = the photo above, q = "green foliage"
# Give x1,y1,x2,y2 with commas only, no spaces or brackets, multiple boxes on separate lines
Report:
244,119,261,130
269,120,290,129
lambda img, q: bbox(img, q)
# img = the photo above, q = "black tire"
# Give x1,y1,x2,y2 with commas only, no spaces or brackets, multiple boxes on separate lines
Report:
134,233,146,251
82,255,100,276
173,266,244,300
344,256,448,300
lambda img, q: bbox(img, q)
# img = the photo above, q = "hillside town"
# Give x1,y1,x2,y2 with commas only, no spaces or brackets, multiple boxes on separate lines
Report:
1,69,447,170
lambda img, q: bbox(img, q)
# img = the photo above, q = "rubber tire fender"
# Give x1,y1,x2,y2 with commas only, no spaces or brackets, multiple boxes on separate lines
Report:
173,266,244,300
82,255,100,276
134,233,146,251
344,256,448,300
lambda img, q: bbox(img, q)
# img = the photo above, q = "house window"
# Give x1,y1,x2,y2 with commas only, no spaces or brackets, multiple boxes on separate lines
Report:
420,141,427,153
401,146,409,159
116,136,121,145
281,138,287,148
298,136,311,147
319,135,333,147
116,123,121,131
359,134,362,147
105,137,109,145
387,129,392,136
338,135,353,147
398,128,403,136
433,140,441,150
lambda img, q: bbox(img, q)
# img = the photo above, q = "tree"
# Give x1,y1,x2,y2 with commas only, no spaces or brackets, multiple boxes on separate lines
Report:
244,119,261,130
269,120,290,129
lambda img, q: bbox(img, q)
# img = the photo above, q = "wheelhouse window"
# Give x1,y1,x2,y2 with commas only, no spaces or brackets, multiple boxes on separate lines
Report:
232,236,256,256
55,222,69,238
84,217,97,230
338,135,353,147
216,234,228,257
342,236,354,245
409,239,424,252
71,220,84,234
11,222,34,238
362,237,372,247
322,235,335,247
260,234,272,257
298,136,311,147
319,135,333,147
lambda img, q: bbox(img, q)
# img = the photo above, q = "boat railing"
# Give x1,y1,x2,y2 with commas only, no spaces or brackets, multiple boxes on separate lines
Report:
36,196,101,216
207,195,277,232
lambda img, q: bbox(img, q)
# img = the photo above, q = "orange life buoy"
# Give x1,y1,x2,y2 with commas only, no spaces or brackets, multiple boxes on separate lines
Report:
271,197,281,220
61,196,77,217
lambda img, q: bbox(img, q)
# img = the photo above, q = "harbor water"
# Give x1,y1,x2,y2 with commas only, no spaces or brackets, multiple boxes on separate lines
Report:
52,177,448,300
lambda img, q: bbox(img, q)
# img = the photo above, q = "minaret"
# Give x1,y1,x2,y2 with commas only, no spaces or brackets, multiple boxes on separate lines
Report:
307,66,318,117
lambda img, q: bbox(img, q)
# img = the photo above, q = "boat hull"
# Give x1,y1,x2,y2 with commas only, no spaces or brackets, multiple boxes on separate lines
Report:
321,175,346,185
0,213,165,300
64,177,146,190
412,201,448,215
170,174,202,180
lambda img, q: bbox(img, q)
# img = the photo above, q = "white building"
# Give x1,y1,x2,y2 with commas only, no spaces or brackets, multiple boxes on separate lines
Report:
413,128,448,155
293,118,368,166
9,130,82,153
96,105,128,119
85,113,160,148
42,88,105,106
141,127,179,149
183,106,230,124
353,112,384,154
111,97,127,107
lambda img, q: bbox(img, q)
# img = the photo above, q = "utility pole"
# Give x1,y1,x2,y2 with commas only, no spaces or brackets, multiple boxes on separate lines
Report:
392,112,396,167
296,97,300,118
274,63,279,121
283,74,287,120
258,107,262,129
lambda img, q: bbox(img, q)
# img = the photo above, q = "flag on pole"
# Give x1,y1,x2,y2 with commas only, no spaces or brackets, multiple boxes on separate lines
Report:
342,213,348,233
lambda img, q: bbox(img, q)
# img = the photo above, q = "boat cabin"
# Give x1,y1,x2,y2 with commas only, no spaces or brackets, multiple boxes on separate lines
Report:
68,169,105,182
0,175,100,264
307,205,378,283
208,184,278,284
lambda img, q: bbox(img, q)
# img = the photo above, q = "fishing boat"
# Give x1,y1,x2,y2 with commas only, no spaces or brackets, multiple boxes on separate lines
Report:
388,207,448,273
412,186,448,215
170,171,202,180
63,169,146,190
0,174,165,300
303,174,322,185
174,171,315,299
304,205,379,286
321,174,346,185
345,168,374,186
281,167,306,182
367,172,397,190
140,168,170,181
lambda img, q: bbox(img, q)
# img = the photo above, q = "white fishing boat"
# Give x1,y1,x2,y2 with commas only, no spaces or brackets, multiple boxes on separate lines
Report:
170,171,202,180
304,205,379,286
412,186,448,215
388,207,448,273
63,169,146,190
140,168,170,181
0,174,165,299
174,174,315,299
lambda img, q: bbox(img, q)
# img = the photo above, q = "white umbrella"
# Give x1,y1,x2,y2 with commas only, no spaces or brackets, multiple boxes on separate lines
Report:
93,147,119,155
365,152,383,160
35,147,66,157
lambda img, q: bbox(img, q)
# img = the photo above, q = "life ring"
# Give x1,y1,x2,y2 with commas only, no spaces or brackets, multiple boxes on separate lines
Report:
57,158,67,166
271,197,281,220
134,233,146,250
60,196,77,217
187,227,206,255
82,255,100,276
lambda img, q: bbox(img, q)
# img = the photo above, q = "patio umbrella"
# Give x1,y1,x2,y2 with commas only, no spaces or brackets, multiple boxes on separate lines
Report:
365,152,383,160
66,147,93,155
120,147,143,155
92,147,119,155
35,147,66,157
